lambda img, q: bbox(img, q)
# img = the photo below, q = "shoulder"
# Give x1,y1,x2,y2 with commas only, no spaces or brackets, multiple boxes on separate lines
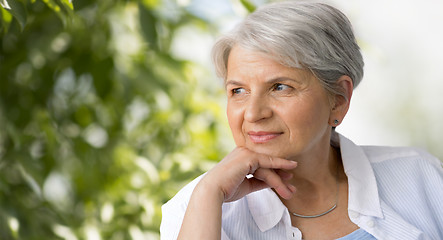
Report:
361,145,442,175
361,146,443,237
361,145,442,188
161,174,205,215
362,145,441,166
160,174,204,240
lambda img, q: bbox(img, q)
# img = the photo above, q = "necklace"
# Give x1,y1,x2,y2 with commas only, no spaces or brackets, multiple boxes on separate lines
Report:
291,163,340,218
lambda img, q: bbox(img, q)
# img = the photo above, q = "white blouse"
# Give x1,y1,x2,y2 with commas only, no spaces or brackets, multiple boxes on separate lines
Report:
161,133,443,240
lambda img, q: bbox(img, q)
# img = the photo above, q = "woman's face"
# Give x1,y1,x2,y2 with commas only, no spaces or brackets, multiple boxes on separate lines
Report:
226,46,334,160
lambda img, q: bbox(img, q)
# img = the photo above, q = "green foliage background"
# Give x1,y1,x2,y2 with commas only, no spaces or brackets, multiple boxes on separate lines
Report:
1,0,441,239
0,0,257,239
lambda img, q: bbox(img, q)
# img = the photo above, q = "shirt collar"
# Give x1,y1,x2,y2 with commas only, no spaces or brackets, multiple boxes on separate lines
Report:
338,133,384,218
245,133,384,232
246,188,286,232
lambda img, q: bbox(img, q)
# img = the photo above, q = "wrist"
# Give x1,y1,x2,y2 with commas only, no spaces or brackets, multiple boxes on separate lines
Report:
195,177,226,205
178,176,224,239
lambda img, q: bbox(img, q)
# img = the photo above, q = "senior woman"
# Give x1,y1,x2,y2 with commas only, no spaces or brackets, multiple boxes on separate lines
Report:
160,1,443,239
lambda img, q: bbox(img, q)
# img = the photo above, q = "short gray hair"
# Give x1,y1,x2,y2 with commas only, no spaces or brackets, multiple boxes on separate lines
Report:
212,1,364,97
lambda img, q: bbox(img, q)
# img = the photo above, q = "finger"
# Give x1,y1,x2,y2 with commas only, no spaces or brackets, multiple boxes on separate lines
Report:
224,177,270,202
252,168,295,199
275,169,293,180
249,155,297,173
245,178,269,193
246,175,295,195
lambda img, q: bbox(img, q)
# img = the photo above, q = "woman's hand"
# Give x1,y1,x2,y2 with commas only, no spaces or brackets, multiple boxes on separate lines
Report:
201,147,298,202
178,147,297,240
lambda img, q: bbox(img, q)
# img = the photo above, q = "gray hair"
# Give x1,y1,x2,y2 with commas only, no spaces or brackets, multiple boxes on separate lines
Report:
212,1,364,97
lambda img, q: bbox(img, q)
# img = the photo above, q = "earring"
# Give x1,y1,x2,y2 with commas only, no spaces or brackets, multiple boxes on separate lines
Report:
333,119,339,125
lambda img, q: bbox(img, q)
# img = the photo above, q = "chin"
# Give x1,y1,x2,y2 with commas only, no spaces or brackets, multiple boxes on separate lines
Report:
248,144,290,158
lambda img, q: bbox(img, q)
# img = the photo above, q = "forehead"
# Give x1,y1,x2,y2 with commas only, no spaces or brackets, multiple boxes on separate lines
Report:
226,45,313,82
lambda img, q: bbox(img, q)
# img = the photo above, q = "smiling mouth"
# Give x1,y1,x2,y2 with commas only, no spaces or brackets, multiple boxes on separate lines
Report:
248,131,283,143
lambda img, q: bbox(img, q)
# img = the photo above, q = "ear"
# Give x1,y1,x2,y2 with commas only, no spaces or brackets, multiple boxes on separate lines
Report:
329,75,353,127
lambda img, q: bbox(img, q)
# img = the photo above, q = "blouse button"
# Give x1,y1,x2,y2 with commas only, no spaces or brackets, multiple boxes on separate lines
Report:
349,211,360,219
367,220,375,228
290,228,302,239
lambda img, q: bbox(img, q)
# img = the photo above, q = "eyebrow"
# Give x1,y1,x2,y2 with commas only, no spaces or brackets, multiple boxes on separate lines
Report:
225,77,303,87
225,80,243,87
267,77,303,85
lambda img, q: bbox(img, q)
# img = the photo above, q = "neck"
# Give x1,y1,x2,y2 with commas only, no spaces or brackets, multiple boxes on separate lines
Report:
293,145,338,187
280,144,341,213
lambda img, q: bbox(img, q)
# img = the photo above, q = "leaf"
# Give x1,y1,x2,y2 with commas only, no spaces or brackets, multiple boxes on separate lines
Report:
0,0,11,9
240,0,256,13
72,0,89,10
59,0,73,10
4,0,26,30
138,1,158,50
43,0,74,26
0,5,12,34
42,0,61,12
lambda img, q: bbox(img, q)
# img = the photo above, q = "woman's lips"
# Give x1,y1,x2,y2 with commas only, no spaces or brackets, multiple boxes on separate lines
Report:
247,131,283,143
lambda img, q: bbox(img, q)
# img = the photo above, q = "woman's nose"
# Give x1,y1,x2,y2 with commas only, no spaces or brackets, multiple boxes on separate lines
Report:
244,95,273,122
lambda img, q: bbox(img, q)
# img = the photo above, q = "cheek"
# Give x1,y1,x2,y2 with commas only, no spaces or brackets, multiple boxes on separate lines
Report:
281,99,330,132
227,103,245,144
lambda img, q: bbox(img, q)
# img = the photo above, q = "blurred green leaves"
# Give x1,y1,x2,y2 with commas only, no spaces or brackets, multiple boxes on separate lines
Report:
1,0,74,31
240,0,256,13
0,0,241,239
2,0,27,30
4,1,442,238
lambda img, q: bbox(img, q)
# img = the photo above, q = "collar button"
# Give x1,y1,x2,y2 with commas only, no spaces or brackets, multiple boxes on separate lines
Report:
349,211,360,219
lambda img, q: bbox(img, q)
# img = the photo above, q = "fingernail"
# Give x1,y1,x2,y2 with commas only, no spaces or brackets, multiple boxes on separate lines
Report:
282,173,293,180
289,184,296,193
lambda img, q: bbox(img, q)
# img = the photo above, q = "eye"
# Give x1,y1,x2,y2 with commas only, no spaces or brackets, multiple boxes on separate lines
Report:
232,88,246,95
273,83,291,91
